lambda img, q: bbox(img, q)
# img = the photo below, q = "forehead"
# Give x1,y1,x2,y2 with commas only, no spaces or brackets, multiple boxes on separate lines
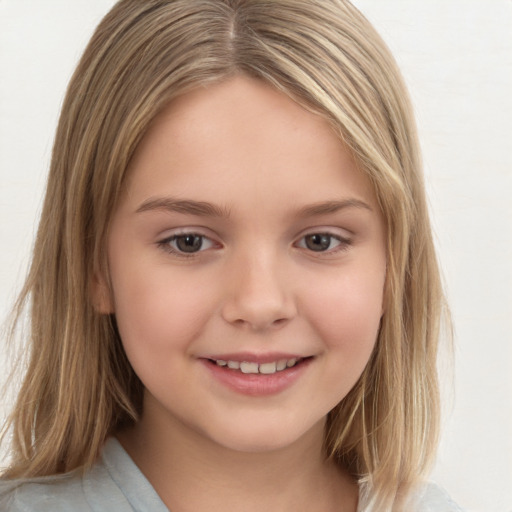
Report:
122,75,377,213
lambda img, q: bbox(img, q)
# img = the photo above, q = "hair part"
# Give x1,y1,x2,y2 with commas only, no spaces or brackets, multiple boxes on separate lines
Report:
2,1,447,509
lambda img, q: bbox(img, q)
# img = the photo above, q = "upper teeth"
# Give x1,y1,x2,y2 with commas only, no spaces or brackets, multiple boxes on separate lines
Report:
214,358,300,374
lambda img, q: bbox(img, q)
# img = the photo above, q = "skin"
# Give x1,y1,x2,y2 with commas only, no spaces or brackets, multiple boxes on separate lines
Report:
96,75,387,512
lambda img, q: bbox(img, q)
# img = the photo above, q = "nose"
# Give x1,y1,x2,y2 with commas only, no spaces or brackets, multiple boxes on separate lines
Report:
220,249,297,331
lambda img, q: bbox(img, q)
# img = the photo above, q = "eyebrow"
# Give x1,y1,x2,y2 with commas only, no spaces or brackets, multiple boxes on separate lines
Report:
297,199,372,217
135,197,372,218
136,197,231,218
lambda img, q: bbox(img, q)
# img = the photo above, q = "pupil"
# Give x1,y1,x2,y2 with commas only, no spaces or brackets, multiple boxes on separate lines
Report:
177,235,202,253
305,234,330,251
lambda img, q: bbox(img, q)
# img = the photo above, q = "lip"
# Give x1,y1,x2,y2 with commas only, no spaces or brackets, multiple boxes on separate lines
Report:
202,351,304,364
200,353,313,397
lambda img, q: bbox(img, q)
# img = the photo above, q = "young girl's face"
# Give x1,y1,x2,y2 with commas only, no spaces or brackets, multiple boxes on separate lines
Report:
100,76,386,453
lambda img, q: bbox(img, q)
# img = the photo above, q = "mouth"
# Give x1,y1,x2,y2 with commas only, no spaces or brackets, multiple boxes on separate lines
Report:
201,353,314,395
205,356,312,375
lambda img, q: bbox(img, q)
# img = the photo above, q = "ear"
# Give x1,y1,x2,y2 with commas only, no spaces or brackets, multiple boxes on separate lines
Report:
90,270,114,314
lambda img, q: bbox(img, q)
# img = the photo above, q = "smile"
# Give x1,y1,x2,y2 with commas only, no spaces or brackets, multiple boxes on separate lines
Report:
203,355,313,396
210,357,302,375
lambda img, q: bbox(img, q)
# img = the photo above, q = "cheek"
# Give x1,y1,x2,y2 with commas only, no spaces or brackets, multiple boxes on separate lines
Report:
301,267,384,407
110,263,215,365
302,263,385,356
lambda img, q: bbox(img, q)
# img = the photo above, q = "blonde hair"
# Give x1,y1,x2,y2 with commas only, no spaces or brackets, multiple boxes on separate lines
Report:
1,0,446,509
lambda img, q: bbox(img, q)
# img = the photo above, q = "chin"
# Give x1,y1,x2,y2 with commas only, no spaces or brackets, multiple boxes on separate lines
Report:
200,416,325,455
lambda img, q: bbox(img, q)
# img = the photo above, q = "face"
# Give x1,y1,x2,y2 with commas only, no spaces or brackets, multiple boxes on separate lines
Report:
100,76,386,453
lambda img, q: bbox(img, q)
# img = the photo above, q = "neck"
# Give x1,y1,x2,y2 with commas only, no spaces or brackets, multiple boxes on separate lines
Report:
117,405,358,512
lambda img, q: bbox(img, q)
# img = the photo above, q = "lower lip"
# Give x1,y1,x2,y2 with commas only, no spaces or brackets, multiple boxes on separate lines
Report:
202,358,313,396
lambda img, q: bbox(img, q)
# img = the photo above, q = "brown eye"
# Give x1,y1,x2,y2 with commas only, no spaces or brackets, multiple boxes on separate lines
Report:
158,232,217,257
174,234,204,253
304,234,334,252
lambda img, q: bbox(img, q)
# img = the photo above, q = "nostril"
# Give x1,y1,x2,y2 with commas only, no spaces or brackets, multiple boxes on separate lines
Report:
227,315,290,331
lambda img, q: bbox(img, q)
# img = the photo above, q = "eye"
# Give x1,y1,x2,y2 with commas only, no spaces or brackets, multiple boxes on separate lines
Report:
159,233,216,254
296,233,349,253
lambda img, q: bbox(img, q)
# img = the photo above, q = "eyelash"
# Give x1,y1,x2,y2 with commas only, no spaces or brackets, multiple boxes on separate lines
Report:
157,231,352,258
157,233,217,258
295,232,352,254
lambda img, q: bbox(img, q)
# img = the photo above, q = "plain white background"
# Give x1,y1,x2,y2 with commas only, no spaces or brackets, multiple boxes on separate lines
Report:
1,1,511,511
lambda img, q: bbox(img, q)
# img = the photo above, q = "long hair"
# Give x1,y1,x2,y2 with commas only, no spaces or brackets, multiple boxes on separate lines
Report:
1,1,446,509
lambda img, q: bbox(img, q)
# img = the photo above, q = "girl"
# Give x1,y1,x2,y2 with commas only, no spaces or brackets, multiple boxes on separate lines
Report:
0,1,463,510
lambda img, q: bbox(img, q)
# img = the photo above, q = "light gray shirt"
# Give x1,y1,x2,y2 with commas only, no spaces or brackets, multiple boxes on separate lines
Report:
0,438,463,511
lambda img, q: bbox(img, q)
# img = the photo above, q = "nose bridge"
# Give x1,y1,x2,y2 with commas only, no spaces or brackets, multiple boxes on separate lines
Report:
221,244,295,330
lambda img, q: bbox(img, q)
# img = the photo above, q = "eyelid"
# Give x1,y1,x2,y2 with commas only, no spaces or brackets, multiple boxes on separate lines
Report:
295,225,353,240
156,228,221,257
294,228,353,254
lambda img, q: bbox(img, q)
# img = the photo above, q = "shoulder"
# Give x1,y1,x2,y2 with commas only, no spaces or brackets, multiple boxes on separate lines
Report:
0,438,167,512
414,482,465,512
357,481,464,512
0,472,90,512
0,446,127,512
